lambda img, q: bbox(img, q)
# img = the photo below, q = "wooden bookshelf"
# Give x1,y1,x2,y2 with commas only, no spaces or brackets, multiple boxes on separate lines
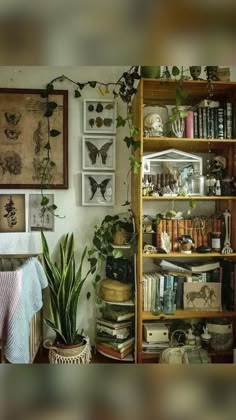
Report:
132,78,236,363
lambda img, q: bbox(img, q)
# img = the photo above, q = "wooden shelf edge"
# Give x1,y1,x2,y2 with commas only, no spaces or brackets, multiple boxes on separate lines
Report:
142,310,236,320
143,196,236,201
143,137,236,143
143,252,236,258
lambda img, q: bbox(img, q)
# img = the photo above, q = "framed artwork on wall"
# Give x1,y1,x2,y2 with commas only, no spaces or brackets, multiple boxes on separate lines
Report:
0,88,68,189
83,99,117,134
82,135,116,170
0,194,25,232
29,194,55,232
82,172,115,206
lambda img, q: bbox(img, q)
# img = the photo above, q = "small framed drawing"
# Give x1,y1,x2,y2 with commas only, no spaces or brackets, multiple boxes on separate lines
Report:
82,172,115,206
184,282,222,311
0,194,25,232
83,99,117,134
82,135,116,170
29,194,55,231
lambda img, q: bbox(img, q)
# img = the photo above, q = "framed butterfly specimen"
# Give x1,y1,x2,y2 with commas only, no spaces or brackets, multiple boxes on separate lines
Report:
0,88,68,189
83,99,117,134
82,172,115,206
82,135,116,170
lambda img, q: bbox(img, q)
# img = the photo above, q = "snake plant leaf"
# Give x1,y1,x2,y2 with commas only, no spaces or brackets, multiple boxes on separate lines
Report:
44,319,67,344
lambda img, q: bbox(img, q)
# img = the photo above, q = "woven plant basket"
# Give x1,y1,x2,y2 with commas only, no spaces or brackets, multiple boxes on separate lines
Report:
113,229,129,246
44,337,92,364
207,320,233,352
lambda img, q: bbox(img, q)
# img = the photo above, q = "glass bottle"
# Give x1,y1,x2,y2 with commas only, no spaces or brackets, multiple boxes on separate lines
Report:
163,288,175,315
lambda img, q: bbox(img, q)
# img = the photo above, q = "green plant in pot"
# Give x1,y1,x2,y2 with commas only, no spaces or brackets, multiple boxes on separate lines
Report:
41,231,92,362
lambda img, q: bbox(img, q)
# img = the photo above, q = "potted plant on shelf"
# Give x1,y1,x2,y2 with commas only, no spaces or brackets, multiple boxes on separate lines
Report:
41,231,92,364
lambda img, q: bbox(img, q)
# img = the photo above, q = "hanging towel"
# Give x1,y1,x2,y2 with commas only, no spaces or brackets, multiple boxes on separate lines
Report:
0,258,48,363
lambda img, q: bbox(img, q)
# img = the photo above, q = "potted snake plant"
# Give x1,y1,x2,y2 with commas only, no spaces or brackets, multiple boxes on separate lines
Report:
41,231,92,362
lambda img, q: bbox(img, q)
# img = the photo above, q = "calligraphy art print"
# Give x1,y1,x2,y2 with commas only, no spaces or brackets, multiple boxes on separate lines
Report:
0,194,25,232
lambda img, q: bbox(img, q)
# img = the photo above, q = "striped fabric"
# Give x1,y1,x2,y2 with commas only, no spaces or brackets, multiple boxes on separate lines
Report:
0,258,48,363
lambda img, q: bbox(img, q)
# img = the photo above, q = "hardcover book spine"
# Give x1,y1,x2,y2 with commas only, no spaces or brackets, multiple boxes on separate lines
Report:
176,276,185,309
177,219,185,240
217,107,224,139
185,110,194,138
209,108,215,139
193,111,199,138
166,219,173,251
214,107,219,138
198,108,203,138
172,219,178,252
226,102,233,139
156,220,162,248
202,107,207,138
206,107,211,138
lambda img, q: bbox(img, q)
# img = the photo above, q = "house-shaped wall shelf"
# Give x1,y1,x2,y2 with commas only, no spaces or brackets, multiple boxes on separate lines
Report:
143,149,203,178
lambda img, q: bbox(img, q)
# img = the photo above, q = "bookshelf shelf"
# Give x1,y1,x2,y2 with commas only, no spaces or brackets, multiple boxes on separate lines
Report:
143,196,236,201
142,310,236,321
142,252,236,259
132,78,236,363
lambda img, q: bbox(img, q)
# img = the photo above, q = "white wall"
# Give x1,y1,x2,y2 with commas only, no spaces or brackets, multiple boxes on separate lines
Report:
0,66,131,339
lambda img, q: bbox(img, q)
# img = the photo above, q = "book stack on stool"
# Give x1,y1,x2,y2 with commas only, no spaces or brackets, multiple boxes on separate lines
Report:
96,278,135,360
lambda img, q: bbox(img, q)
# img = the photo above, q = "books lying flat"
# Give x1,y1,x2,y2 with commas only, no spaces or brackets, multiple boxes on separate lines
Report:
156,260,190,272
96,323,130,339
185,260,220,272
100,306,135,322
96,343,134,359
96,318,133,329
96,336,135,350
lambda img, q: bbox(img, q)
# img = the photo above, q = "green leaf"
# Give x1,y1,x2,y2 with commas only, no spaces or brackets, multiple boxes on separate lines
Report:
93,237,101,250
112,249,123,258
48,101,58,110
50,161,56,167
172,66,180,76
44,110,53,118
122,200,131,207
74,90,81,98
130,126,139,137
41,91,48,98
44,142,51,150
46,83,54,91
116,115,126,128
50,129,61,137
88,81,97,88
189,199,196,209
48,204,57,211
41,196,49,206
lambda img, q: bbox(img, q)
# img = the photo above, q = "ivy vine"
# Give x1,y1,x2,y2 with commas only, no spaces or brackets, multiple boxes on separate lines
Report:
40,66,142,219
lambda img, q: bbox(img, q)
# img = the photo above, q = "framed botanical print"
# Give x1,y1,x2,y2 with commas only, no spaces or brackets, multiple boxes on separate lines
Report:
29,194,55,232
82,135,116,170
0,88,68,188
0,194,25,232
82,172,115,206
83,99,117,134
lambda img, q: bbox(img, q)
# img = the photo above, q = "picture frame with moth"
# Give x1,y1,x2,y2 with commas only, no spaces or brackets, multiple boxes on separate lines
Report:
82,135,116,170
83,99,117,134
82,172,115,206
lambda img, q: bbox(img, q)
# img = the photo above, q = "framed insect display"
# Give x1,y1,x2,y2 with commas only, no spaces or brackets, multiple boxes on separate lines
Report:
0,194,25,232
83,99,117,134
82,135,116,170
0,88,68,188
82,172,115,206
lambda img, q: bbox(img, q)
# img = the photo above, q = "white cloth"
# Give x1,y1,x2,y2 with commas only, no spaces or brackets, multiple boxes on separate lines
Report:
0,258,48,363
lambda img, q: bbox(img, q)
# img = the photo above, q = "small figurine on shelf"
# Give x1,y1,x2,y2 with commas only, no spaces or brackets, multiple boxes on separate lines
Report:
186,328,196,346
178,235,195,254
143,113,164,137
201,326,212,349
204,66,219,81
189,66,202,80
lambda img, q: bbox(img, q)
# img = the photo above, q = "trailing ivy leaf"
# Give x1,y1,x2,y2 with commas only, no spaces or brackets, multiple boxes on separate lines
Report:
47,83,54,91
156,213,163,225
88,81,97,88
48,204,57,211
50,161,56,167
122,200,131,207
172,66,180,77
98,86,105,96
130,126,139,137
41,196,49,206
74,90,81,98
87,292,91,300
44,109,53,117
133,140,141,151
77,82,85,90
129,155,141,174
95,274,101,283
44,142,51,150
104,215,113,223
41,91,48,98
124,136,134,148
50,129,61,137
93,237,101,249
112,249,123,258
48,101,57,110
116,115,126,128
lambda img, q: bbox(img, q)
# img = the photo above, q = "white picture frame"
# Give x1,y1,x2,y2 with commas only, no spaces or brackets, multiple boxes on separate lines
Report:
29,193,55,231
82,135,116,170
82,172,115,206
83,99,117,134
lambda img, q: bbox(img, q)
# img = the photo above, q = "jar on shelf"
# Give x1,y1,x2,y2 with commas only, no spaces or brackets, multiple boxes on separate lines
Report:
211,232,221,252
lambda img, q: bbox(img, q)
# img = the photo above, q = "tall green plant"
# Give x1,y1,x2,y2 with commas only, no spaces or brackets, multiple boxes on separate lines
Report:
41,232,91,346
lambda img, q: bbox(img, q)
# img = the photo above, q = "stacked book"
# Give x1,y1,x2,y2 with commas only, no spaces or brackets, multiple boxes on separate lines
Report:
96,305,135,359
185,100,233,139
156,217,221,251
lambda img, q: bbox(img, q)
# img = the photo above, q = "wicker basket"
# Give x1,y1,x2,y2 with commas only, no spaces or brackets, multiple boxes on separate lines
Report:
207,320,233,352
113,229,129,246
100,278,132,302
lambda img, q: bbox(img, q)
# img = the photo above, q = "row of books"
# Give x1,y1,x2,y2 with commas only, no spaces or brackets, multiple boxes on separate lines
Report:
96,304,135,359
185,101,233,139
143,260,221,312
156,217,222,251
